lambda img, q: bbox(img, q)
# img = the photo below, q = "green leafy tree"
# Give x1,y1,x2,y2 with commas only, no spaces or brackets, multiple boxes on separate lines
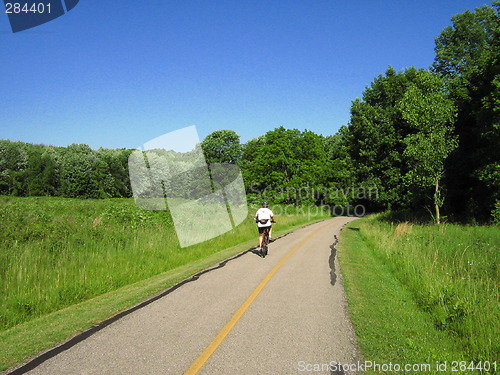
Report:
241,127,330,204
201,130,242,165
0,141,134,199
346,67,457,216
0,140,28,195
324,126,354,187
323,127,356,207
433,1,500,221
96,148,133,198
397,77,458,223
347,67,423,210
60,144,101,198
25,147,60,196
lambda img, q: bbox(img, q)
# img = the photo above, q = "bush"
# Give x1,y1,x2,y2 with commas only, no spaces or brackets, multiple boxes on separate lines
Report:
492,200,500,224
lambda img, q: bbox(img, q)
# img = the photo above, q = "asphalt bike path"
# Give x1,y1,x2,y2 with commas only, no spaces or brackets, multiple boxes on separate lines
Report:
21,217,361,375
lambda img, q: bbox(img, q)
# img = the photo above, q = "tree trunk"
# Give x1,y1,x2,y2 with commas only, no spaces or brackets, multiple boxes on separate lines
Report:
434,176,441,224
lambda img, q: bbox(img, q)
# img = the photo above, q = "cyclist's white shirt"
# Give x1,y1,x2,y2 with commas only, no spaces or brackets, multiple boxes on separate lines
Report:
255,207,274,228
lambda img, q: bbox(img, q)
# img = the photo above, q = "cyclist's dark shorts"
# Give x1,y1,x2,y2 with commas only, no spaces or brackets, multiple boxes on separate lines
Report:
258,226,272,234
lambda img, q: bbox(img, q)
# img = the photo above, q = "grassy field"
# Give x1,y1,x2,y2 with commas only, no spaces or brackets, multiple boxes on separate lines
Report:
0,196,330,371
338,214,499,374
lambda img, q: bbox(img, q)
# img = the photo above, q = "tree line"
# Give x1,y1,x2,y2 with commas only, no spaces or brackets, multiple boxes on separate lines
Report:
0,142,132,199
1,2,498,222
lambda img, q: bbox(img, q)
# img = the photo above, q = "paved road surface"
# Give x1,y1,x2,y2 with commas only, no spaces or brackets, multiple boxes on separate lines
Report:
21,217,361,375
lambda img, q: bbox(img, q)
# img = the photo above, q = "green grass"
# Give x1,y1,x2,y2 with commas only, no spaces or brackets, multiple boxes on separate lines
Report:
338,214,499,374
0,196,330,371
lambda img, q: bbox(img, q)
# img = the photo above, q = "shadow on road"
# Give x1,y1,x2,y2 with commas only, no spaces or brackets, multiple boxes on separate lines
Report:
329,235,339,286
250,248,264,258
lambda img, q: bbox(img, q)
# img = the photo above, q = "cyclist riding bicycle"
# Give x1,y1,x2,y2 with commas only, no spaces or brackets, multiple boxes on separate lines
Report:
255,201,275,251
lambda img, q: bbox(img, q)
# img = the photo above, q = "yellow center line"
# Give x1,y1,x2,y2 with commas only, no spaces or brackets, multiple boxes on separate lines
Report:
183,220,332,375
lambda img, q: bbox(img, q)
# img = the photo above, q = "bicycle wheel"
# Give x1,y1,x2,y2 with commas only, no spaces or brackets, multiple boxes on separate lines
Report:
262,229,269,256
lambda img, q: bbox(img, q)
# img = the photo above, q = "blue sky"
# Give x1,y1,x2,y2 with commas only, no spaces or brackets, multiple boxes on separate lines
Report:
0,0,491,149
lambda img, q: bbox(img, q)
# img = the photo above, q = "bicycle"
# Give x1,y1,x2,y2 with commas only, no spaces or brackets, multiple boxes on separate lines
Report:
261,227,270,257
260,220,275,257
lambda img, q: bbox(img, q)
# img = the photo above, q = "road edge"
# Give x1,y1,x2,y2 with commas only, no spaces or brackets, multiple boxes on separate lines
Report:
5,219,334,375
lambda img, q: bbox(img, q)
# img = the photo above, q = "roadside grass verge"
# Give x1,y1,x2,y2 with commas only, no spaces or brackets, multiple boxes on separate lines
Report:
0,196,329,371
338,214,499,374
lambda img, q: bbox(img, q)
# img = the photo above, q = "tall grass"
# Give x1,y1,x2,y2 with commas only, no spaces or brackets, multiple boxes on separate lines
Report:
356,213,499,362
0,196,329,331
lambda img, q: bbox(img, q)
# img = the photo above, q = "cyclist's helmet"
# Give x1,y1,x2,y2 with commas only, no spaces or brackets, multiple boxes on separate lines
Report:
262,201,269,207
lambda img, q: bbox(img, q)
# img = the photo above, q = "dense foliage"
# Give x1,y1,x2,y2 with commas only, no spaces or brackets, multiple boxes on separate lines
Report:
1,3,498,222
345,67,458,222
241,127,331,205
432,1,500,221
0,141,132,199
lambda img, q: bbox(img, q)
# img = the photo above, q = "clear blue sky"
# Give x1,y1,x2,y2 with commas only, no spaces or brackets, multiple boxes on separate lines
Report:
0,0,491,149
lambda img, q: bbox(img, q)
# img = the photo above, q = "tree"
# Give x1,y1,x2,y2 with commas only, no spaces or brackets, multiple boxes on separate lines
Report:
25,147,60,196
59,144,108,198
433,2,500,221
397,77,458,223
346,67,425,210
346,67,457,217
324,126,354,188
323,127,356,207
0,140,28,195
96,148,133,198
201,130,242,165
241,127,330,204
